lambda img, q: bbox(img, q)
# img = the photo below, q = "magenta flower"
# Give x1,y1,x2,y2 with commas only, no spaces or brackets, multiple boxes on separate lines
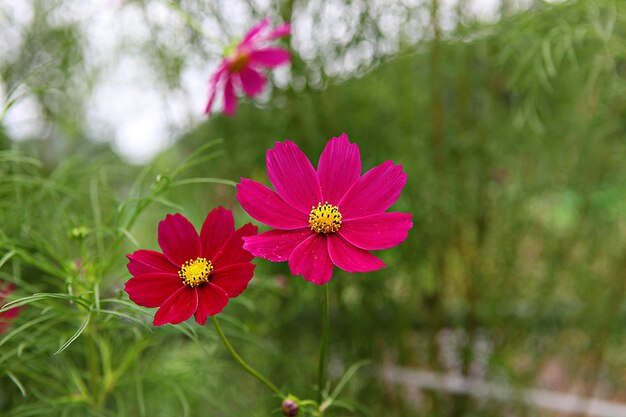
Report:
236,134,413,285
0,282,21,334
125,208,257,326
205,18,291,116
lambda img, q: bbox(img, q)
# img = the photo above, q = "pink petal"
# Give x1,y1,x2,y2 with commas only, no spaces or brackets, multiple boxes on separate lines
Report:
158,214,202,267
339,212,413,250
153,286,198,326
223,76,237,116
210,262,256,298
194,283,230,325
0,306,20,320
236,178,309,229
0,283,20,326
327,235,386,273
238,66,266,97
288,234,334,285
248,47,291,68
200,207,235,260
243,228,312,262
266,141,323,214
124,272,183,308
317,133,362,205
264,23,291,41
242,18,270,45
212,223,258,267
204,63,227,115
127,250,178,276
338,161,407,219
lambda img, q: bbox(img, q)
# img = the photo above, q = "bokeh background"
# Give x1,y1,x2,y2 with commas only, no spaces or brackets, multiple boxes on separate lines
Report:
1,0,626,416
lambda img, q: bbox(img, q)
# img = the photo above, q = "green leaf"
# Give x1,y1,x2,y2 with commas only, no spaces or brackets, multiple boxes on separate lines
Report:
0,293,89,313
6,370,27,397
54,313,91,355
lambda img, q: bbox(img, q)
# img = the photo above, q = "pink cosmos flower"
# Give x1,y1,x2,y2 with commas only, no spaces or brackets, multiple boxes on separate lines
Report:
205,18,291,116
0,282,21,334
125,207,258,326
236,134,413,285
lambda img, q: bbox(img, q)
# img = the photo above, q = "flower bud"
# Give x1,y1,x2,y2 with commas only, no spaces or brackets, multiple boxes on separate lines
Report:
281,399,298,416
68,226,89,240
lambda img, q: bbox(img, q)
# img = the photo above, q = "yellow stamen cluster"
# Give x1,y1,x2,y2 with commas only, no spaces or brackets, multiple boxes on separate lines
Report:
309,202,342,234
178,257,214,287
228,51,250,72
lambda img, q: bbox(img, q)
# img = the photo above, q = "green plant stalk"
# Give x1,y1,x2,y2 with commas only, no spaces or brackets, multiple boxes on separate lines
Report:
211,316,283,398
84,325,101,409
317,284,330,404
165,0,210,40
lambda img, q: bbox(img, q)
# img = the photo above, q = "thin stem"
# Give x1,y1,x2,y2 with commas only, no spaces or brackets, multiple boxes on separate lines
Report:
211,316,283,398
166,0,206,37
84,325,101,409
163,0,221,46
317,284,330,403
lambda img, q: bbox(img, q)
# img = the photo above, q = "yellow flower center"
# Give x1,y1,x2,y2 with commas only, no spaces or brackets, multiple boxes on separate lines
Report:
228,50,250,73
178,257,214,287
309,202,342,234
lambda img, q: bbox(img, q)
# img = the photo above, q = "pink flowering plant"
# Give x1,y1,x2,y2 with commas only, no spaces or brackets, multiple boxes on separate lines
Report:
237,133,413,285
205,18,291,116
0,129,411,414
0,14,412,417
116,134,412,416
234,134,412,413
125,208,257,326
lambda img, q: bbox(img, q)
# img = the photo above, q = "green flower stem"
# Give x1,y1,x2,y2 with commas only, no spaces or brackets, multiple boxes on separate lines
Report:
165,0,206,37
317,283,330,404
211,316,283,398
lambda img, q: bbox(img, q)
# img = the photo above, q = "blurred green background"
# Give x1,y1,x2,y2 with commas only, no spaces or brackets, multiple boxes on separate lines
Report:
1,0,626,416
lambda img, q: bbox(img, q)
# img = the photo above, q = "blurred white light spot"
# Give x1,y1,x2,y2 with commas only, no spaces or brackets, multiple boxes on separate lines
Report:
3,96,44,141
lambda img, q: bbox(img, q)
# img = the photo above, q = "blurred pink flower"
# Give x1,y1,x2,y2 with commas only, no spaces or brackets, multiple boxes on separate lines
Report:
125,208,257,326
205,18,291,116
237,134,413,285
0,282,21,334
